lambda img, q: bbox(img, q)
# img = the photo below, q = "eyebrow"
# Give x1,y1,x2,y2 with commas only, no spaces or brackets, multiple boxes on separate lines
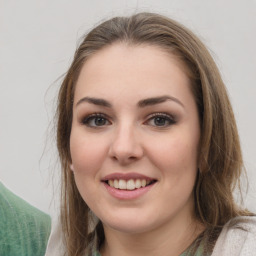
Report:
75,95,184,108
137,95,184,108
76,97,112,108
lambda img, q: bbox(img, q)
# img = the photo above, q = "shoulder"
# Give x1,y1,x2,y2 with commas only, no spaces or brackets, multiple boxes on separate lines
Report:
0,182,51,229
0,182,51,256
212,216,256,256
0,182,50,219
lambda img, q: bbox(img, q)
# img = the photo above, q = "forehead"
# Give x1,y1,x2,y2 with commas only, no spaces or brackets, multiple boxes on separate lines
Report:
74,43,192,103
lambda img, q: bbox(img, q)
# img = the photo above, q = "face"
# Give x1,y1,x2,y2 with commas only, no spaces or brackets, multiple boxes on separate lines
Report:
70,43,201,235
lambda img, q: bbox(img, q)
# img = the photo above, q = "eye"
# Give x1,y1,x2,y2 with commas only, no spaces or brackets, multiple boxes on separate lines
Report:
81,113,111,127
145,113,176,127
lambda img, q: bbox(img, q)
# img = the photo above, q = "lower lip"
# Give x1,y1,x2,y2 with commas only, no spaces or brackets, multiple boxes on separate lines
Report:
103,182,155,200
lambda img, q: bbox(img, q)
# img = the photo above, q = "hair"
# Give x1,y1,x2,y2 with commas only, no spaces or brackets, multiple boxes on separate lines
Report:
56,12,253,256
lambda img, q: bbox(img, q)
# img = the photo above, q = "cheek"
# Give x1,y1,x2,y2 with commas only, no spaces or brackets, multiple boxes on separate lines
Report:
147,131,199,178
69,130,108,174
151,138,198,164
69,131,106,205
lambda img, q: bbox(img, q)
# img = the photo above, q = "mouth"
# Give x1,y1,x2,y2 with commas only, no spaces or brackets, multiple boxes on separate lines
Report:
101,173,157,191
101,173,157,199
104,179,157,190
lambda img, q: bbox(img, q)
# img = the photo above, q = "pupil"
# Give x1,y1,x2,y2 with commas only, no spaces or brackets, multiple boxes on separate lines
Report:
155,117,166,126
95,117,106,126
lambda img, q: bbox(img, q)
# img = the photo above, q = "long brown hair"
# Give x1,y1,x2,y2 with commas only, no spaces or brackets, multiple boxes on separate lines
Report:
56,12,252,255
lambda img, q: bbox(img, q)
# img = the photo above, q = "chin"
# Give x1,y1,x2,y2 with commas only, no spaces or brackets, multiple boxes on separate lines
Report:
99,209,162,235
104,220,153,234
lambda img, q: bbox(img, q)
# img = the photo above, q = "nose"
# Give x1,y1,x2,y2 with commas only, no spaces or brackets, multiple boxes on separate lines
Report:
108,124,144,165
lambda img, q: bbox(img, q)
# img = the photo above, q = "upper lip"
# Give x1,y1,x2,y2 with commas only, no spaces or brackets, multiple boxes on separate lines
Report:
101,172,156,181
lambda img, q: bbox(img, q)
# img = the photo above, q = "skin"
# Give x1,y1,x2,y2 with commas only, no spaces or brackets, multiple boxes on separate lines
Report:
70,43,203,256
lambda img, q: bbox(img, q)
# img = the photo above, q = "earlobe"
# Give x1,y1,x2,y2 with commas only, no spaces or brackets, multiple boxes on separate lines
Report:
70,164,74,171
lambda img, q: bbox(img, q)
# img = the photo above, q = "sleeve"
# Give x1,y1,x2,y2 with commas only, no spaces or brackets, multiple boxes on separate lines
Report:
0,182,51,256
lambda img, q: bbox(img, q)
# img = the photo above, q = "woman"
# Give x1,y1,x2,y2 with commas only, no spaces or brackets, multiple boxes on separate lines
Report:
46,13,256,256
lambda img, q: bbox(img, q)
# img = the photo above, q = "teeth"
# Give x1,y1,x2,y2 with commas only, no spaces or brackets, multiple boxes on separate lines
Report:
109,180,114,187
119,179,126,189
127,179,135,190
114,179,119,189
108,178,152,190
135,179,141,188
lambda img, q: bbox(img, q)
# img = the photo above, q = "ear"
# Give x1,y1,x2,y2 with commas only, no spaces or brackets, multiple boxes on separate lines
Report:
70,164,74,171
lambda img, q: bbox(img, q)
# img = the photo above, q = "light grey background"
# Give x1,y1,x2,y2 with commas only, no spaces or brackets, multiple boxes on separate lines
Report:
1,0,255,215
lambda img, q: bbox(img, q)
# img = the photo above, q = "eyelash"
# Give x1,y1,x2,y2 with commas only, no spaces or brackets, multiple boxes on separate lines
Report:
81,113,111,128
145,112,176,127
80,112,176,128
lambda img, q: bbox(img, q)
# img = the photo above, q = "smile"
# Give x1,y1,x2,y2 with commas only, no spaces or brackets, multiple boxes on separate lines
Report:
107,179,155,190
101,173,157,199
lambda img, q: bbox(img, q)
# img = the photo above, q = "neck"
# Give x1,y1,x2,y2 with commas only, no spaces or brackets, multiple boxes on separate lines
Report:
100,215,204,256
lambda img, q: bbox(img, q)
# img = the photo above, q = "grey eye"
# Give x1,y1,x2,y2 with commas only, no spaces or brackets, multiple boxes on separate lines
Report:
146,113,176,127
93,117,107,126
153,117,169,126
82,114,111,127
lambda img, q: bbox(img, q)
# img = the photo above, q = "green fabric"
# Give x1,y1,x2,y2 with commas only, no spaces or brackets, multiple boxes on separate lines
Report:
180,243,204,256
0,182,51,256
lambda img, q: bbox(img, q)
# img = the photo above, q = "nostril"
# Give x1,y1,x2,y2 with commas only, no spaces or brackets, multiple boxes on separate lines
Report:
108,131,144,163
110,153,141,165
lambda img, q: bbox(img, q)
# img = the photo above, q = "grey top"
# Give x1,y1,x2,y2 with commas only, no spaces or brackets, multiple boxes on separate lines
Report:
211,216,256,256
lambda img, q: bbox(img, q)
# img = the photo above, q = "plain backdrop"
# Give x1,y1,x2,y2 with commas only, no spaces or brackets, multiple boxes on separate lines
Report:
0,0,256,216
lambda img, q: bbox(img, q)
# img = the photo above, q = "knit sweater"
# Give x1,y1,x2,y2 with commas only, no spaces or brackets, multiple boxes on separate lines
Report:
0,182,51,256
